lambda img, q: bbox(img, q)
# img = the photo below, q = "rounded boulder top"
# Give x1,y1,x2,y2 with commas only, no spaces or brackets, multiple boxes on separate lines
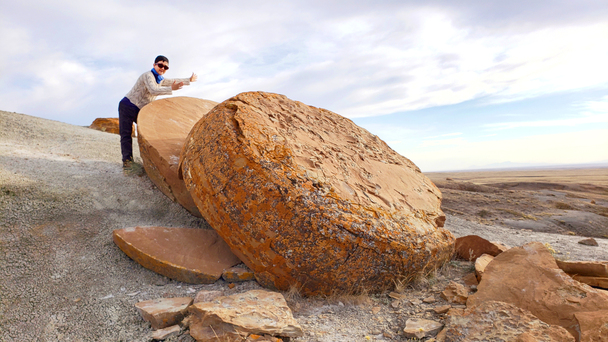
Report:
180,91,454,295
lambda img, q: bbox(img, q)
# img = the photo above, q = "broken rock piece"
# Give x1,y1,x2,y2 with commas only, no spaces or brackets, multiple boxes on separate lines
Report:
151,325,181,340
556,260,608,278
113,226,241,283
137,97,218,217
188,289,303,341
134,297,192,330
222,266,255,283
403,318,443,339
454,235,507,261
180,91,454,295
441,300,574,341
467,242,608,340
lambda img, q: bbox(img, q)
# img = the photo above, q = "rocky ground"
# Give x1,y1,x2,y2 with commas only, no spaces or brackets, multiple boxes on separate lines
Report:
1,110,607,341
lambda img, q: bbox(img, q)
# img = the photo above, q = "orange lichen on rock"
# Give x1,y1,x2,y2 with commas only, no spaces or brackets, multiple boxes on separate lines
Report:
180,91,455,295
137,97,218,217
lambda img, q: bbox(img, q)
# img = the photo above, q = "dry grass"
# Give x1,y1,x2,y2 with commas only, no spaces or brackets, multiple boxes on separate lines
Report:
554,202,574,210
497,208,538,220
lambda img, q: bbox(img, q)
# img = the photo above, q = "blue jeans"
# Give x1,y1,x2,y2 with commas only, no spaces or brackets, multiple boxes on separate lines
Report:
118,97,140,162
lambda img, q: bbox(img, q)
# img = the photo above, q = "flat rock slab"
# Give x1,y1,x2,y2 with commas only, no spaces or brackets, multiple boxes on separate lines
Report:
556,260,608,277
113,226,241,283
134,297,192,330
467,241,608,340
188,289,303,341
180,91,454,295
441,301,574,341
571,275,608,289
137,97,218,217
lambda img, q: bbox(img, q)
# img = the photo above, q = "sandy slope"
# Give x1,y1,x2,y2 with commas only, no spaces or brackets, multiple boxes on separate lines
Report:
1,110,607,341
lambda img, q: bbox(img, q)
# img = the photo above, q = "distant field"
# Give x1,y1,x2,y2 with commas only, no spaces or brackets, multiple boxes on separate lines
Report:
425,167,608,186
424,168,608,239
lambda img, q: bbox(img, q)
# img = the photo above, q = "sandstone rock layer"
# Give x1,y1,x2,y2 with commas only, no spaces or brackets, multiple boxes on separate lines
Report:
137,97,218,217
180,91,454,295
113,226,241,283
467,242,608,340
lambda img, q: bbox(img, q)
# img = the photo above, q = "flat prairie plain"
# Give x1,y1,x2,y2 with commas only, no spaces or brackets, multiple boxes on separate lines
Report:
425,168,608,238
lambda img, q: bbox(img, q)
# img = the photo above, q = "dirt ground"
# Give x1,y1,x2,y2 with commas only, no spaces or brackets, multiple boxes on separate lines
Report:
1,110,607,342
426,169,608,239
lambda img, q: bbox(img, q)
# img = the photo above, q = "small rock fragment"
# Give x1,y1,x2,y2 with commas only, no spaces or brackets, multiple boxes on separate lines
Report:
454,235,507,261
410,298,423,306
423,295,436,303
433,305,451,314
462,272,478,286
578,238,599,246
151,325,181,340
441,281,469,304
222,266,255,282
134,297,193,330
403,318,443,339
475,254,494,281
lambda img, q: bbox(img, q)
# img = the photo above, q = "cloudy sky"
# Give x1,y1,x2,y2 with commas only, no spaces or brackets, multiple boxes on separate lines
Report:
2,0,607,171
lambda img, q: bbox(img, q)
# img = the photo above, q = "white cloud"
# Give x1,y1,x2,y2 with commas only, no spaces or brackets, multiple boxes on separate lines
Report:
1,1,608,129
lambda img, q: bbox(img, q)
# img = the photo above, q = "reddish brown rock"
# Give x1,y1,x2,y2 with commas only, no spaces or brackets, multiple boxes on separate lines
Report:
433,305,451,314
134,297,193,330
151,325,181,340
441,281,469,304
113,226,241,283
475,254,494,281
441,301,574,341
574,311,608,341
188,289,303,341
193,290,224,304
556,260,608,277
222,266,255,283
454,235,507,261
403,318,443,339
467,242,608,340
137,97,218,217
89,118,130,135
578,238,599,246
180,91,454,295
571,275,608,289
462,272,479,286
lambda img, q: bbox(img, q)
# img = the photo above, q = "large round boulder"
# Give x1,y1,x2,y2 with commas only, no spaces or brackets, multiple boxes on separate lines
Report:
180,91,454,295
137,97,217,217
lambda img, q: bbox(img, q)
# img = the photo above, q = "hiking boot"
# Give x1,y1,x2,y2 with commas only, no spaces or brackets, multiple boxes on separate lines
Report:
122,159,133,171
123,159,144,176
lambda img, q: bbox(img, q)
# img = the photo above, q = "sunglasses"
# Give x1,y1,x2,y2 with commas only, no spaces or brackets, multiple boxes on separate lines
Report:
156,63,169,70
